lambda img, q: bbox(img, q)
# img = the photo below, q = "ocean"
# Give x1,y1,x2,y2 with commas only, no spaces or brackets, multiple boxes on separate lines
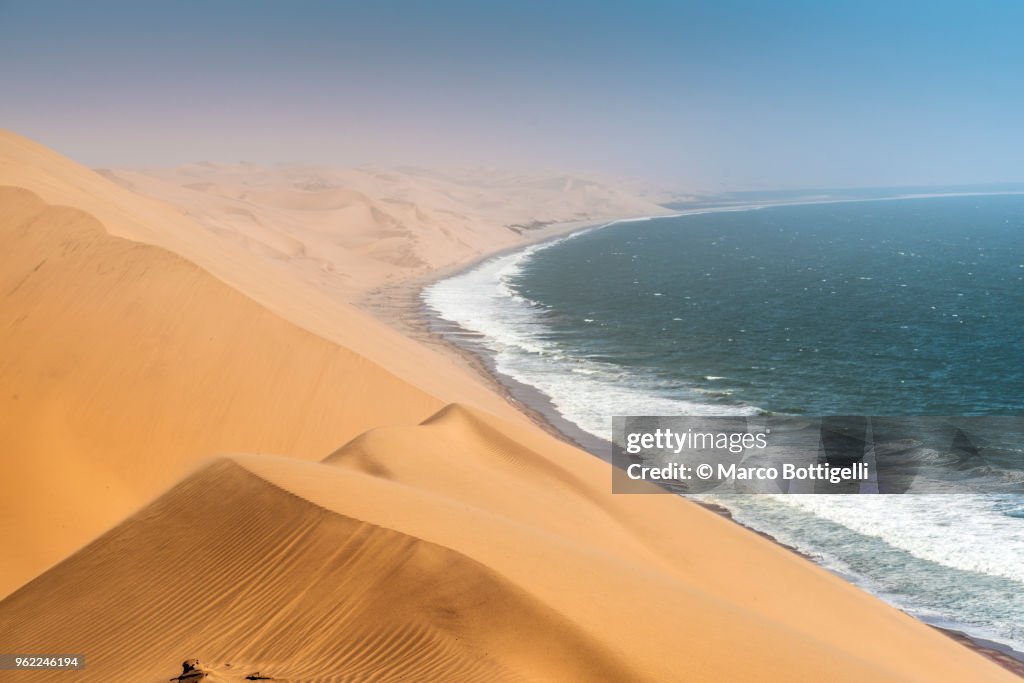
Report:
424,194,1024,654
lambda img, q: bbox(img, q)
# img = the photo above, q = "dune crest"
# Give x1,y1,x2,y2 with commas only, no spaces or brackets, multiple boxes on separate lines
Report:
1,457,646,682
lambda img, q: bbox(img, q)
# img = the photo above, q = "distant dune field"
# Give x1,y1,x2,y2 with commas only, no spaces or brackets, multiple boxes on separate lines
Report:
97,161,673,298
0,130,1017,681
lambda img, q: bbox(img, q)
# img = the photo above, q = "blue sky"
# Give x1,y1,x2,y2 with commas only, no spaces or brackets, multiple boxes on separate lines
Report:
1,1,1022,189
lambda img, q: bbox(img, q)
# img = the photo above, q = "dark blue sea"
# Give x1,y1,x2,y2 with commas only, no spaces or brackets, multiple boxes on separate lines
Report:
425,194,1024,653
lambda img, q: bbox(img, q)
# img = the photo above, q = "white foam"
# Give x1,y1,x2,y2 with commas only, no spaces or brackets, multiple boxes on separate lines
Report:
775,495,1024,584
424,228,759,441
722,494,1024,653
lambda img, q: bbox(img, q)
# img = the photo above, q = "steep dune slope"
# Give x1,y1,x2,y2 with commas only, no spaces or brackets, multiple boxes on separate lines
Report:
0,186,443,594
323,405,1021,683
0,458,637,683
0,130,529,424
2,407,1016,682
0,130,537,594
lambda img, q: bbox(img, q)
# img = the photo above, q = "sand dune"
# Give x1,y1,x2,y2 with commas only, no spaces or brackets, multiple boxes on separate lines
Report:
0,130,1018,681
3,405,1017,681
0,131,545,592
0,185,445,594
0,131,540,419
1,457,638,682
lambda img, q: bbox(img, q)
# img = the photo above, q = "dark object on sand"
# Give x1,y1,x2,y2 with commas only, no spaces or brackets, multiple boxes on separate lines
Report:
171,659,209,681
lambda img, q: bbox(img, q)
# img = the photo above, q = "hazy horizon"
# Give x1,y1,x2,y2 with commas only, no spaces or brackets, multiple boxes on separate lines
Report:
2,1,1023,191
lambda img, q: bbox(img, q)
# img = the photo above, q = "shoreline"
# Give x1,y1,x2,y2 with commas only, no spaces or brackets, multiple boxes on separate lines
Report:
357,209,1024,678
357,215,629,453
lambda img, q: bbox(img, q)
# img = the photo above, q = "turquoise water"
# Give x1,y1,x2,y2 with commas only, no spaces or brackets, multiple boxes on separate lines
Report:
425,194,1024,653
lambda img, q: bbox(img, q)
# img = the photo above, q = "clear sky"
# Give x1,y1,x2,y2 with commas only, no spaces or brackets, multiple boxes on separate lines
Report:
1,1,1022,190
